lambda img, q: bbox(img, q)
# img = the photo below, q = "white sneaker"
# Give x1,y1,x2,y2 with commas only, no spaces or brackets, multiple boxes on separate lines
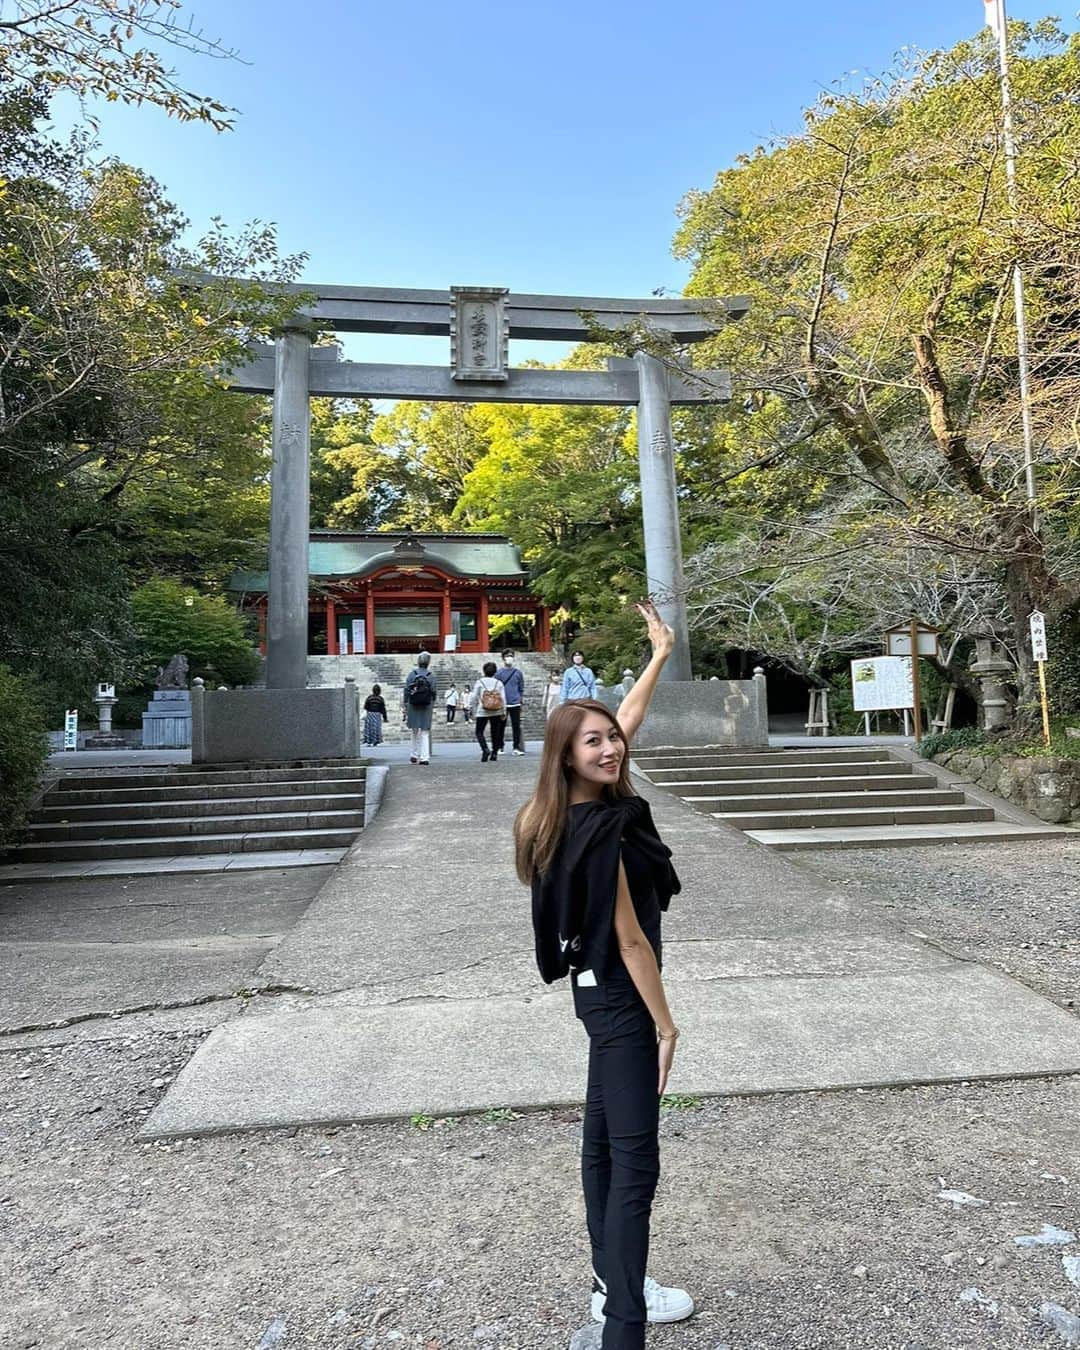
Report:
590,1272,694,1324
512,748,525,756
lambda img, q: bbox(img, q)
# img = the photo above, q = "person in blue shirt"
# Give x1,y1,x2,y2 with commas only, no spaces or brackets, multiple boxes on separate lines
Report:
495,650,526,755
561,650,597,703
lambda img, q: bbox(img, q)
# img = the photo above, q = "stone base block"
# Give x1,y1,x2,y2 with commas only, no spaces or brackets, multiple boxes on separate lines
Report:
142,689,192,749
634,679,768,750
192,684,360,764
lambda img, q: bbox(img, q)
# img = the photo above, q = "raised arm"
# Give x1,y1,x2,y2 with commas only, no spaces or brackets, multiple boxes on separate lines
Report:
615,600,675,744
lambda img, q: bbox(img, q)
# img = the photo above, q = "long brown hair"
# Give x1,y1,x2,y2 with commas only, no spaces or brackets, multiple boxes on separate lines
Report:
513,699,636,884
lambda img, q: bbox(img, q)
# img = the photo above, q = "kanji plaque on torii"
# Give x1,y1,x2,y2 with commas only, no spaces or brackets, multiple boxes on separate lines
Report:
450,285,509,381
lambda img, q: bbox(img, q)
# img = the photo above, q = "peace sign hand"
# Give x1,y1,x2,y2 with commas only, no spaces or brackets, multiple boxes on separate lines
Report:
634,599,675,659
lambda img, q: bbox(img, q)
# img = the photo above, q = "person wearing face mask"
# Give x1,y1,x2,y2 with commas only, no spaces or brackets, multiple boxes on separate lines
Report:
496,649,526,755
561,649,597,704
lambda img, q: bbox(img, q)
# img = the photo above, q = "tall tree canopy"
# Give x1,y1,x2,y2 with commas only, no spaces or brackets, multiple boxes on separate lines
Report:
0,86,302,709
674,20,1080,711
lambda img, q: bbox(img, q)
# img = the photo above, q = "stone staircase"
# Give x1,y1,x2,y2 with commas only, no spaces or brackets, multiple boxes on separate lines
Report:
308,652,560,743
1,762,367,879
632,746,1066,849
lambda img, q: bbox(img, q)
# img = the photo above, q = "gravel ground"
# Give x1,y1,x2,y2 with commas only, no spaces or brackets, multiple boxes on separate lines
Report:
1,837,1078,1349
793,838,1080,1014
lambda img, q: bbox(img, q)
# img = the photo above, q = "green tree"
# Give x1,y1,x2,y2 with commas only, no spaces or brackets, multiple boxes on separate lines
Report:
0,91,304,709
309,397,376,527
673,20,1080,717
132,578,260,685
455,395,648,668
0,0,237,127
324,401,488,531
0,664,49,846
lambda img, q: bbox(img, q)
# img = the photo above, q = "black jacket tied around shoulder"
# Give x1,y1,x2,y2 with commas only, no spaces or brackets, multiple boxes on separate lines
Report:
530,794,680,984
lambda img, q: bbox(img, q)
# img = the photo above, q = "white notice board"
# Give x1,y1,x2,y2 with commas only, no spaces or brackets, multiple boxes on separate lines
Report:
851,656,914,712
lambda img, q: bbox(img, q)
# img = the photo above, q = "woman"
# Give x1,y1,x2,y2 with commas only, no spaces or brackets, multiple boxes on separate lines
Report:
470,660,506,762
544,670,563,719
445,685,460,723
361,683,387,747
514,602,693,1350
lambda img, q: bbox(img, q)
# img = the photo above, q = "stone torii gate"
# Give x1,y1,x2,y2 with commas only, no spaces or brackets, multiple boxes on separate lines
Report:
226,282,748,691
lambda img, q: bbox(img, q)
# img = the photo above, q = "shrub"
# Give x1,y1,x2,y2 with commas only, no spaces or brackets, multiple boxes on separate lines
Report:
917,726,988,759
0,664,49,846
132,579,260,687
1047,601,1080,717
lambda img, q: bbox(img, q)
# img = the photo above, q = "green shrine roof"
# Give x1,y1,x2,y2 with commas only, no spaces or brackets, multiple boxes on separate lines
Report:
229,531,528,592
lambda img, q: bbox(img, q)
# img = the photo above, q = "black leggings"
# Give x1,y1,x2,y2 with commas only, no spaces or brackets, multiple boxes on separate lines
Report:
475,715,505,755
572,969,660,1350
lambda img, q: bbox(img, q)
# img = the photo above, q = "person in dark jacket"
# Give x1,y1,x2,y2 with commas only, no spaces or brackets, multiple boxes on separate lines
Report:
513,601,693,1349
402,651,437,764
362,684,388,746
496,649,526,754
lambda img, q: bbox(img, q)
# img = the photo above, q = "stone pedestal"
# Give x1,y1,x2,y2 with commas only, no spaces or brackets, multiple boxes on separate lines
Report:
191,679,360,763
633,676,768,750
85,730,128,749
142,689,192,748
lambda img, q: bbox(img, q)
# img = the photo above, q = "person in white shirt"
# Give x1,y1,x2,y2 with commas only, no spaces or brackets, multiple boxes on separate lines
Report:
444,685,460,723
469,661,507,762
544,671,562,719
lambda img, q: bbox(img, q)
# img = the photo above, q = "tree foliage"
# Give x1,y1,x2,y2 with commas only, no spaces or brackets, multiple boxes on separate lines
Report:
131,578,259,686
0,0,237,127
0,663,49,846
0,85,301,712
673,21,1080,711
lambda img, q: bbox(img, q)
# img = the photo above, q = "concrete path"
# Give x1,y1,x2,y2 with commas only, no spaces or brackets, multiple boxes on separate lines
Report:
0,867,335,1031
142,757,1080,1139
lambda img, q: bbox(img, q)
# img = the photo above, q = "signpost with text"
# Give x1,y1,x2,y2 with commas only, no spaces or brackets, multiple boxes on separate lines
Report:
1030,610,1051,747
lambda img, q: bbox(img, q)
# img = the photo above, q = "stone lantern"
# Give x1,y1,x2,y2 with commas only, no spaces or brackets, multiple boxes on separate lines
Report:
969,639,1014,732
85,682,126,749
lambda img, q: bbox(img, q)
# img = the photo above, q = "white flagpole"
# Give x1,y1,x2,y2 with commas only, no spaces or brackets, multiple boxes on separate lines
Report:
989,0,1039,524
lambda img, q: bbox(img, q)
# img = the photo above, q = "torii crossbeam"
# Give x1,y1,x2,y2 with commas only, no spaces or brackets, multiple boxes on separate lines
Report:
219,282,748,689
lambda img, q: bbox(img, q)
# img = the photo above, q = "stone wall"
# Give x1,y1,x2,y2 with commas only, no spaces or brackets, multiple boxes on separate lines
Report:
191,683,361,763
930,747,1080,824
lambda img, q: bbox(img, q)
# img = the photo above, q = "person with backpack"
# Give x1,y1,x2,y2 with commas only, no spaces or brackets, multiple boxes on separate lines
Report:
469,661,507,762
561,649,597,703
402,650,437,765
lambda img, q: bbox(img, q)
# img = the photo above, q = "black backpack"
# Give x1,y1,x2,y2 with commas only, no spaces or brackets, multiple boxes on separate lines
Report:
407,673,434,707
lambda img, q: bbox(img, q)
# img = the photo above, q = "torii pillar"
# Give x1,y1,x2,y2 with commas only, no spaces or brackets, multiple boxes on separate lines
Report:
634,351,692,682
266,322,313,689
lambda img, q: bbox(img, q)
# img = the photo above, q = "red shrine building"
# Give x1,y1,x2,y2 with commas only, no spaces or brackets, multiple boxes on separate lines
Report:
230,531,553,656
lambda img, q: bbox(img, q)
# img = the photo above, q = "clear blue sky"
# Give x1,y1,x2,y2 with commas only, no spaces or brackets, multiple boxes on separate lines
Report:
51,0,1067,366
